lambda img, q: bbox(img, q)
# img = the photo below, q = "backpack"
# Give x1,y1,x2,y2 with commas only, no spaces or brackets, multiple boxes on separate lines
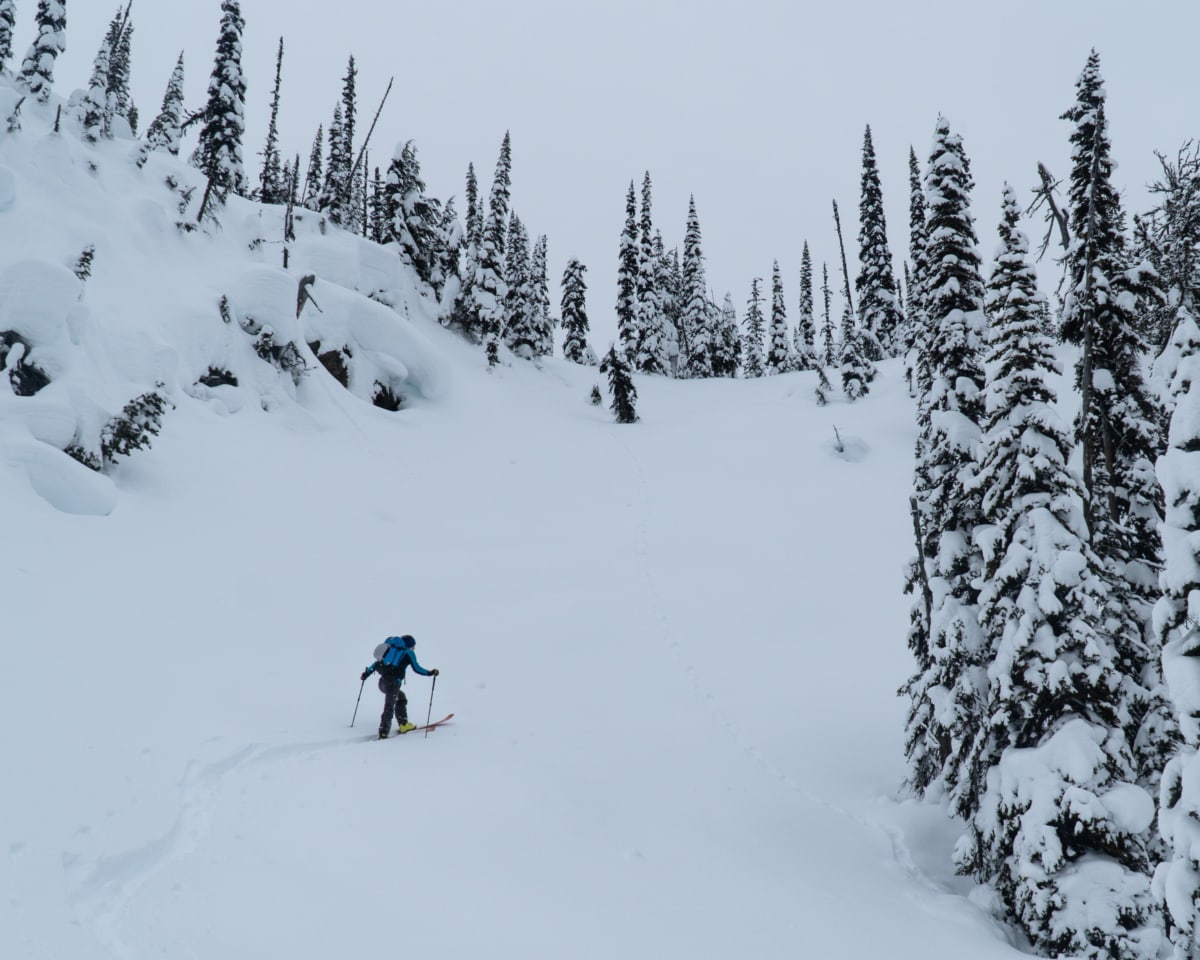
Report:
374,636,411,669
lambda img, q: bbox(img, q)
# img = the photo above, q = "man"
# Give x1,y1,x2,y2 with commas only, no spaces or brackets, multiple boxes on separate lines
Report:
361,635,439,739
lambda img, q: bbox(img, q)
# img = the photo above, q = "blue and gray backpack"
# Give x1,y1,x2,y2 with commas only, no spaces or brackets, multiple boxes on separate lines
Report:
374,635,415,670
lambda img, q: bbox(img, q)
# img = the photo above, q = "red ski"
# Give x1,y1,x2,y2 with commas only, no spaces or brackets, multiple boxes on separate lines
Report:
411,713,454,733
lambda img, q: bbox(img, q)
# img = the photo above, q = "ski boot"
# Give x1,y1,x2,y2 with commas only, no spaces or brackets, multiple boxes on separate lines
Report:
398,721,417,734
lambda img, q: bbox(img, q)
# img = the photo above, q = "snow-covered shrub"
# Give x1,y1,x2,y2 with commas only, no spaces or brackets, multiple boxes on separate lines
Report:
101,389,170,465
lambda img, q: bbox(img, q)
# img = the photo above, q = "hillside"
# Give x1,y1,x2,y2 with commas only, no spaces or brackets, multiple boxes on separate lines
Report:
0,80,1028,959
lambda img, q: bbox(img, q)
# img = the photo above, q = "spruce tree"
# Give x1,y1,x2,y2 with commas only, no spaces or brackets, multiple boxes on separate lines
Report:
712,293,741,378
191,0,248,206
561,259,595,365
901,116,987,798
464,162,483,249
766,261,790,374
17,0,66,103
476,131,512,367
138,53,184,165
79,37,110,144
839,305,873,400
600,344,638,423
792,241,816,371
634,172,667,374
616,181,640,359
530,234,554,357
319,104,348,223
905,146,930,394
680,196,711,378
0,0,15,76
302,126,323,210
1155,307,1200,960
856,125,903,356
1060,52,1171,790
337,56,358,227
957,185,1157,960
450,162,483,340
103,4,132,136
656,237,682,374
820,262,835,367
258,37,285,204
502,213,537,356
743,278,765,378
384,140,447,293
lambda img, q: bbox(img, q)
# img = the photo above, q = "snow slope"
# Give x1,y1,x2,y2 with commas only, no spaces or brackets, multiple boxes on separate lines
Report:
2,83,1024,959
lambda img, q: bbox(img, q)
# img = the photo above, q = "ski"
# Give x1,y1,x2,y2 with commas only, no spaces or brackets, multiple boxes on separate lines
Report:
411,713,454,733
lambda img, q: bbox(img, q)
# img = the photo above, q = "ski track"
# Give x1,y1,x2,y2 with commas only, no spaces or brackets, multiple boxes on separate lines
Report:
619,437,954,907
64,735,353,959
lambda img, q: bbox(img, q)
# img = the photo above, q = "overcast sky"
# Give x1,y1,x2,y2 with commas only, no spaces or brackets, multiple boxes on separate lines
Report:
18,1,1200,343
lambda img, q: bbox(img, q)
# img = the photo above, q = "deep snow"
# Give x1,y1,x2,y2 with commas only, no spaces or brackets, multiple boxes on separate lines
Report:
1,80,1029,959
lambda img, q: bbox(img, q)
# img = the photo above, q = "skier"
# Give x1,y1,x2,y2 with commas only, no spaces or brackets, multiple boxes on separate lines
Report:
361,635,439,739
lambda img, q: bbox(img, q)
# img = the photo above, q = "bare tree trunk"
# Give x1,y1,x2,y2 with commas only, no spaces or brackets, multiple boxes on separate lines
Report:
832,199,856,321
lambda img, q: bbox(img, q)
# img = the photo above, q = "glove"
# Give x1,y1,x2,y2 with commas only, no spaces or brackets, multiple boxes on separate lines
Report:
431,668,440,676
360,671,369,682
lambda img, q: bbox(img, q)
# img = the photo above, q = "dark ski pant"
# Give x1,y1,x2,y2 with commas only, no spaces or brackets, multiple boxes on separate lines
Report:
378,676,408,735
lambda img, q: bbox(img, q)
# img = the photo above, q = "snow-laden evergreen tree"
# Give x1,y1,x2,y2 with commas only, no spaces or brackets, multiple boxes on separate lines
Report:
712,293,741,378
384,140,448,295
257,37,286,204
301,126,323,210
600,344,638,423
476,131,512,367
766,261,790,374
792,241,816,371
191,0,247,205
634,172,668,374
656,237,682,374
79,36,110,144
901,116,988,798
103,4,132,136
820,262,835,367
743,278,765,378
464,162,483,250
319,104,349,224
856,125,903,356
680,195,711,378
1154,307,1200,960
904,146,930,395
957,185,1159,960
616,181,640,360
502,213,538,357
530,234,554,357
1138,143,1200,357
561,259,595,365
17,0,65,103
448,162,483,340
336,56,358,228
839,302,873,400
138,53,184,166
0,0,15,76
1060,52,1172,789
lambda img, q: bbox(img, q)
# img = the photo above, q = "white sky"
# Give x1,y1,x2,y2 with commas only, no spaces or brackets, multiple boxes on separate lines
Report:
17,0,1200,343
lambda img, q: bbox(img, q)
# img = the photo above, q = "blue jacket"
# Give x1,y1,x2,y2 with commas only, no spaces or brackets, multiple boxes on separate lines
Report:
364,637,433,682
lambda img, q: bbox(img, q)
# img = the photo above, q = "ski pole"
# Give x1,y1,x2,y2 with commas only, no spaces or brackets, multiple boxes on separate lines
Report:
351,676,366,727
424,674,437,739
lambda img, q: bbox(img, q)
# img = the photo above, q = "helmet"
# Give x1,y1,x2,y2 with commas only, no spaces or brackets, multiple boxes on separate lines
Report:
401,634,416,648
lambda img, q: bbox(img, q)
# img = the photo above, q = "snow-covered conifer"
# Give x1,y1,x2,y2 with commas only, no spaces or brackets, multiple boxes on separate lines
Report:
616,181,639,360
0,0,15,76
138,53,184,165
839,306,873,400
104,4,133,136
743,278,765,378
634,172,667,374
257,37,285,204
957,185,1158,960
766,261,790,374
79,38,110,144
820,263,835,367
680,196,711,378
502,213,538,357
384,140,447,294
301,126,323,210
17,0,66,103
657,238,682,374
905,146,929,395
476,131,512,366
600,344,637,423
712,293,741,378
530,234,554,357
792,241,816,371
191,1,247,205
319,105,348,224
856,126,903,356
561,259,595,365
901,116,987,798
